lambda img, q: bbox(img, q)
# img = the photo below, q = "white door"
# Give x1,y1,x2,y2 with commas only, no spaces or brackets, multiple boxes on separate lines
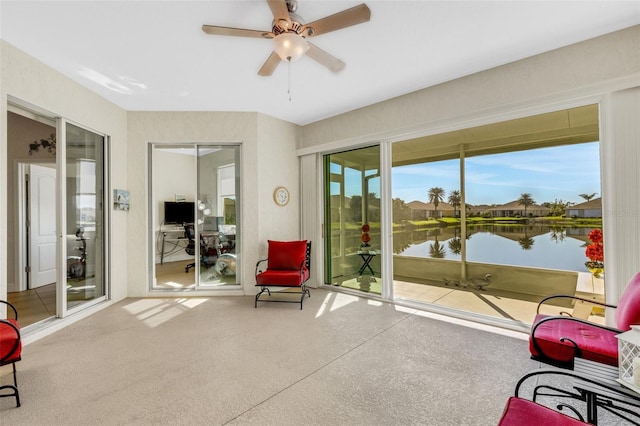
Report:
29,164,57,288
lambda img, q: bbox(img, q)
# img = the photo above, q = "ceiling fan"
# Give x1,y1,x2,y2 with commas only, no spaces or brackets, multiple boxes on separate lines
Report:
202,0,371,76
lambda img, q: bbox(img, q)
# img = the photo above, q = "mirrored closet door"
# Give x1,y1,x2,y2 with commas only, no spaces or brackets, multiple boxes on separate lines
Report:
150,144,240,290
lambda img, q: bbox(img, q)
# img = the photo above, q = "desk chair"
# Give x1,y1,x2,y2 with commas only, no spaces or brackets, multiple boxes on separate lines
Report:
184,224,198,273
184,224,222,273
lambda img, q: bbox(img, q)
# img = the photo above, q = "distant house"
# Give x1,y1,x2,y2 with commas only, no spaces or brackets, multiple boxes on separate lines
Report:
407,201,428,220
566,197,602,218
407,200,455,219
487,200,551,217
467,204,491,216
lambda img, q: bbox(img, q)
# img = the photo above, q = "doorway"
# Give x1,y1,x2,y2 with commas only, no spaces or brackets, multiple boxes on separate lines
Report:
6,106,109,326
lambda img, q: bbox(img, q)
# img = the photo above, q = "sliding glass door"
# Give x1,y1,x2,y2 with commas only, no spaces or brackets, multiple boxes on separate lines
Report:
59,120,108,314
151,144,240,290
324,146,381,293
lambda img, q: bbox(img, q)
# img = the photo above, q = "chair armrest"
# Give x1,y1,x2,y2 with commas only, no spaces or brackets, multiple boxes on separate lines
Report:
255,258,268,277
0,300,18,321
536,294,617,314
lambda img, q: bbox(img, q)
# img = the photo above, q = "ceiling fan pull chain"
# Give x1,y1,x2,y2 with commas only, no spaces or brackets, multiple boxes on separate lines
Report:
288,59,292,101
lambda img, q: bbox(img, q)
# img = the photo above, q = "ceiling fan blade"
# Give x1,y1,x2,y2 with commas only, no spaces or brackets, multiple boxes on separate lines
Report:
306,43,345,73
267,0,291,27
202,25,273,39
258,51,281,76
302,4,371,37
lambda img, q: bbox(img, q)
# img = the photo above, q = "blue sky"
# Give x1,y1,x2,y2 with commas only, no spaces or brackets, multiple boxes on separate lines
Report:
391,142,601,205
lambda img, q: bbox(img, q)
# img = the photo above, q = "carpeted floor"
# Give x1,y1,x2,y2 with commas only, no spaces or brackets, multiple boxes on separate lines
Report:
2,288,546,425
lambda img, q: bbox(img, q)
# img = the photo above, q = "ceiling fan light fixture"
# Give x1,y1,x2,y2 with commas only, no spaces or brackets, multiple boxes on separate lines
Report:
273,32,309,62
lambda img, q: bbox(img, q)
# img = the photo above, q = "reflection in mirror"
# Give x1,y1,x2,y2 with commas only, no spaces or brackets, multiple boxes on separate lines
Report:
65,123,106,310
197,146,238,286
151,144,240,290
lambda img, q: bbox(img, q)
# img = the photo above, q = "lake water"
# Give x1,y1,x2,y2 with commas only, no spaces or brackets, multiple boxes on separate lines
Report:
396,225,594,272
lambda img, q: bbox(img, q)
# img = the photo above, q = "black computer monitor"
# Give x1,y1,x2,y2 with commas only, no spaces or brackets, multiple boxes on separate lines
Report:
163,201,195,224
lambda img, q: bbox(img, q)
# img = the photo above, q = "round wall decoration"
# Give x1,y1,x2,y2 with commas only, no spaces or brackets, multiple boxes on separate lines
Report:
273,186,290,206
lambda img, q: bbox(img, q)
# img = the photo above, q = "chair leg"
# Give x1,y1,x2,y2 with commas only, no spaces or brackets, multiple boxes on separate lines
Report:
299,286,311,309
0,362,21,407
254,287,270,308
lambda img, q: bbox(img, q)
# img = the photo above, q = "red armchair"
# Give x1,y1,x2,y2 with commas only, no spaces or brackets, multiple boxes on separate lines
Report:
1,300,22,407
255,240,311,309
529,271,640,368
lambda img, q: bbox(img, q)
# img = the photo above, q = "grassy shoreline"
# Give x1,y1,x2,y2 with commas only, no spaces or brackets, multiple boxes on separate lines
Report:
336,216,602,232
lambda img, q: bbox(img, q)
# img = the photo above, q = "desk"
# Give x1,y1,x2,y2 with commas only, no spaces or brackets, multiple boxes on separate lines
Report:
573,358,640,425
159,227,187,265
357,250,379,277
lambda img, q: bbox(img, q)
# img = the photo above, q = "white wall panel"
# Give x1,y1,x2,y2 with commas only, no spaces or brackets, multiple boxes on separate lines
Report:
601,87,640,313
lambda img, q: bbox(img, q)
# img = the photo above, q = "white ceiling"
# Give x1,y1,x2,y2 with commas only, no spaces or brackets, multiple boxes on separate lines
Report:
1,1,639,125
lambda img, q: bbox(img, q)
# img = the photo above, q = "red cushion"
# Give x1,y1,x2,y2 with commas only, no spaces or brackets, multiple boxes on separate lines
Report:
498,397,586,425
529,314,619,366
615,271,640,331
267,240,307,270
0,319,22,364
256,268,310,287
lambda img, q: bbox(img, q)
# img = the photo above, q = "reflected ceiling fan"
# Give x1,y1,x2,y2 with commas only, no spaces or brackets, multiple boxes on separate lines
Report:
202,0,371,76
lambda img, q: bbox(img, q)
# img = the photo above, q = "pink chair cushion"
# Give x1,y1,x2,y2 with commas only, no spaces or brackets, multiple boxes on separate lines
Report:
529,314,619,366
267,240,307,270
615,271,640,330
256,268,310,287
498,397,586,425
0,319,22,364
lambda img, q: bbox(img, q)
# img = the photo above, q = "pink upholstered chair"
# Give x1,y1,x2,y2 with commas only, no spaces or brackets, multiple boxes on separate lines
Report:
255,240,311,309
498,397,588,426
0,300,22,407
529,271,640,368
499,368,640,424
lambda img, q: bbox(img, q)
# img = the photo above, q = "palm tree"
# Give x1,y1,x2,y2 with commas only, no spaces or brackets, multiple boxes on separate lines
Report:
518,236,535,250
517,193,535,217
579,193,597,202
448,190,461,218
429,236,446,258
427,187,445,218
448,237,462,255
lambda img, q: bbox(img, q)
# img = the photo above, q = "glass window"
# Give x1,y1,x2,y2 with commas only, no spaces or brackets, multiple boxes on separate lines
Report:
390,105,603,324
